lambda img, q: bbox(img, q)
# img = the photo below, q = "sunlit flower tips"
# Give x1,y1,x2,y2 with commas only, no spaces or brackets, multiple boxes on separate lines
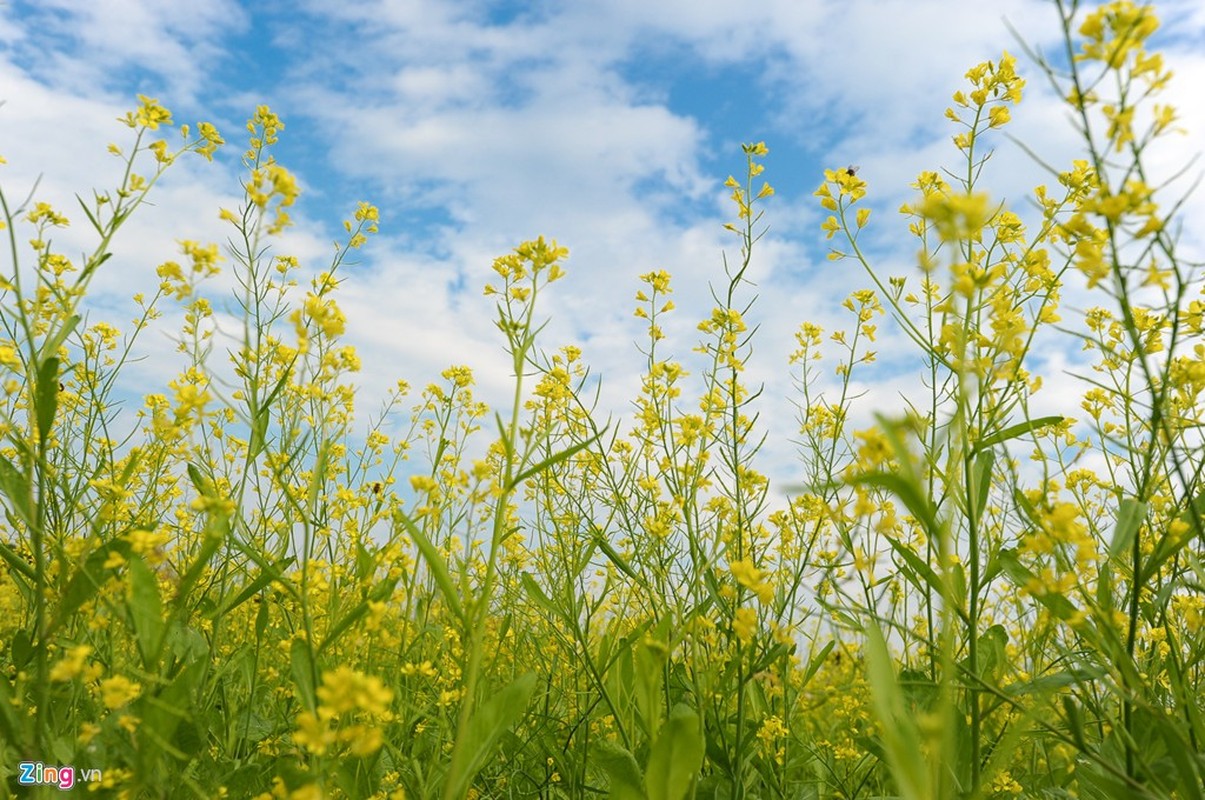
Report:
120,95,173,130
821,217,840,240
354,202,380,223
26,201,69,227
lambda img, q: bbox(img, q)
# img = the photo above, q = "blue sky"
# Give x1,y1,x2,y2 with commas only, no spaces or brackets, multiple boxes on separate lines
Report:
2,0,1204,488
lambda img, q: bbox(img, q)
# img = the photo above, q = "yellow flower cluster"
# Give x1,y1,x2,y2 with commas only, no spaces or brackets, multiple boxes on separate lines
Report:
293,667,394,757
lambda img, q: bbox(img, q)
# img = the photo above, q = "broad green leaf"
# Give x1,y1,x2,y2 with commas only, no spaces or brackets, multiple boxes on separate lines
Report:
971,448,994,522
0,454,35,530
1062,696,1087,751
1158,718,1204,800
186,462,212,495
137,656,202,762
635,626,668,740
974,415,1065,451
1109,497,1146,562
864,623,930,800
9,629,33,669
593,740,645,800
52,537,132,632
394,510,464,623
444,672,537,800
290,637,316,711
254,595,270,640
848,470,942,546
34,356,60,447
979,624,1008,681
128,555,165,669
645,704,704,800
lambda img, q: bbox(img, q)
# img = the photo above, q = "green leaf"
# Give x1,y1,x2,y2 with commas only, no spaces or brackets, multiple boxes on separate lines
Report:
0,453,35,530
592,527,640,581
1110,497,1147,562
880,531,967,623
394,510,464,623
39,314,79,365
800,640,836,688
996,549,1079,620
520,572,562,621
971,448,994,522
506,429,604,491
864,623,930,800
972,625,1008,684
76,193,105,235
52,537,132,632
593,740,645,800
444,672,537,800
974,415,1065,451
34,356,60,447
128,555,165,669
9,630,33,670
138,656,202,762
171,523,225,609
0,536,35,584
848,470,943,547
186,462,211,495
1158,707,1205,800
645,704,704,800
750,640,796,675
290,637,316,712
213,557,295,619
316,580,399,655
1062,696,1087,751
635,627,668,740
255,596,269,640
247,360,296,463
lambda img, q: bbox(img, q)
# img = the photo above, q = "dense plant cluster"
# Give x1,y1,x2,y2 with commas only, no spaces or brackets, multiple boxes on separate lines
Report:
0,1,1201,797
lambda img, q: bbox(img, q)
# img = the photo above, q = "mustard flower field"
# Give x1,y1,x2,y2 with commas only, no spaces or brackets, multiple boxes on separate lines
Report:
1,1,1203,797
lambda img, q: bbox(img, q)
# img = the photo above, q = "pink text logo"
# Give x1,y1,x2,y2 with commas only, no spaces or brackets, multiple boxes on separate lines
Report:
16,761,102,791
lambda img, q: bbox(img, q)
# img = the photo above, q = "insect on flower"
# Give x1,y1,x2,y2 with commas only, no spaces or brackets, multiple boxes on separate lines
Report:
844,165,860,177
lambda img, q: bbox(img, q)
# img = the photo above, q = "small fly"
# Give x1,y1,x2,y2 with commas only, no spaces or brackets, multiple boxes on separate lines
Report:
844,165,860,177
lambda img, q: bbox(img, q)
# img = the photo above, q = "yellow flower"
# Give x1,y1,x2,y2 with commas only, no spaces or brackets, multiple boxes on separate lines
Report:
729,558,774,603
316,666,394,718
50,645,93,682
100,675,142,709
733,606,758,643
